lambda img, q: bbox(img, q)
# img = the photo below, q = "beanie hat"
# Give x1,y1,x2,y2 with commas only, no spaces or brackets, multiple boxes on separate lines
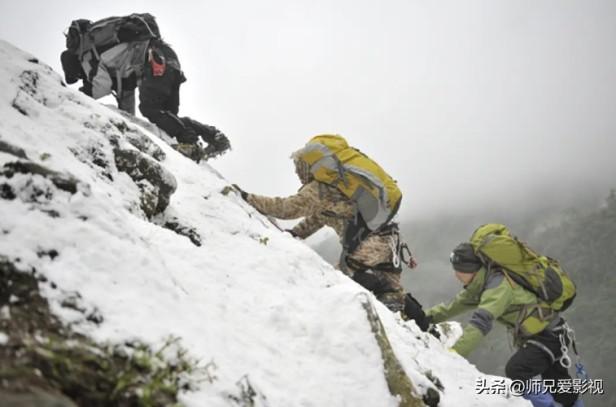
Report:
449,242,483,273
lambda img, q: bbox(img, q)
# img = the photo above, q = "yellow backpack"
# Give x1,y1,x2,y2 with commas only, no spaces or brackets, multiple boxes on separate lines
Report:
296,134,402,230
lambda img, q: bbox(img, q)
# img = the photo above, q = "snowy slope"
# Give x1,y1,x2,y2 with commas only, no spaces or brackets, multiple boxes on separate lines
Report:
0,40,528,407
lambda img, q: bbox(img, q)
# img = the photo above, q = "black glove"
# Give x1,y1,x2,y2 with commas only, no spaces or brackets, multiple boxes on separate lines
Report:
232,184,248,200
427,323,441,340
214,132,230,150
403,293,431,332
285,229,298,237
201,132,230,159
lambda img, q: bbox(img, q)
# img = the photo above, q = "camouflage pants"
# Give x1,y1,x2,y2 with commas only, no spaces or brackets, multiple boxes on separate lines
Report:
345,233,405,313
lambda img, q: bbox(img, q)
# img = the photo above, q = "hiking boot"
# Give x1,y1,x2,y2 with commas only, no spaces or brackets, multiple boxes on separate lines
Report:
202,132,231,159
173,143,204,163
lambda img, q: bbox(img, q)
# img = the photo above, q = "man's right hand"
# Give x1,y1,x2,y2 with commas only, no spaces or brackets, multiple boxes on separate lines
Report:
213,132,230,152
232,184,249,200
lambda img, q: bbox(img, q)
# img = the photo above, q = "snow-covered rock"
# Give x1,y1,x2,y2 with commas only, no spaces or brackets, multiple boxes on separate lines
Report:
0,39,528,407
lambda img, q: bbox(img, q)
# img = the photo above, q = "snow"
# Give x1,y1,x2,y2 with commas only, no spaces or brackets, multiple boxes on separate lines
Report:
0,39,529,406
0,306,10,320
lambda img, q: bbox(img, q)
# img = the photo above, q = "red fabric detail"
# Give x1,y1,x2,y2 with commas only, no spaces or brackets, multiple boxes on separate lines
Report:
148,49,166,77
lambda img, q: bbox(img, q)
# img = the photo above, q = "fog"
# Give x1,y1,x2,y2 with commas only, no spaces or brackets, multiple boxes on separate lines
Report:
1,0,614,221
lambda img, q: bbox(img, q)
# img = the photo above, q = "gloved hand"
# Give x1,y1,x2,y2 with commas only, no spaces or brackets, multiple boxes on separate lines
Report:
403,293,431,332
285,229,298,238
213,132,230,152
232,184,248,200
427,323,441,340
201,132,230,160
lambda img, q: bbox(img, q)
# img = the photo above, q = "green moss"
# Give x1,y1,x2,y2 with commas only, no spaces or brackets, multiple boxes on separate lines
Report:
220,185,234,196
0,258,204,406
359,294,428,407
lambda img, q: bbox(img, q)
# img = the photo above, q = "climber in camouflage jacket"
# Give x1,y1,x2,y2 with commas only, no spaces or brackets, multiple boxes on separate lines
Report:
238,158,405,313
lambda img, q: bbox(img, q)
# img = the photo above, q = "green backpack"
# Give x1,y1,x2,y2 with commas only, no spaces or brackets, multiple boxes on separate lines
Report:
470,224,576,312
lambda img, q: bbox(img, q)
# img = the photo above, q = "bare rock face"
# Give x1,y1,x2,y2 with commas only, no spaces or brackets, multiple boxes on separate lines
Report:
0,139,28,159
106,116,167,162
162,216,202,247
1,161,81,195
113,148,177,219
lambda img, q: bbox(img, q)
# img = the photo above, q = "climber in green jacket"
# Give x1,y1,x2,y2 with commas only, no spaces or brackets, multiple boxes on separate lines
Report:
426,241,583,407
426,245,554,356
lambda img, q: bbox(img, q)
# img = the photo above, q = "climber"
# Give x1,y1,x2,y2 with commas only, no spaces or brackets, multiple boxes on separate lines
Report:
235,135,431,332
426,225,583,407
60,14,230,162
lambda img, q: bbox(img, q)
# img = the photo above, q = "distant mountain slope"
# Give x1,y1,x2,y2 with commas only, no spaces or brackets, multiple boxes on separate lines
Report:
377,195,615,407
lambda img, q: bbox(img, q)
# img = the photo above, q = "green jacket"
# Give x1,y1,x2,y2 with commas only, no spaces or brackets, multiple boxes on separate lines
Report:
426,267,558,357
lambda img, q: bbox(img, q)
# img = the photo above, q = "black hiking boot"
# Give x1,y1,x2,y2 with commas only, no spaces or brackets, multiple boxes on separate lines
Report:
201,132,231,160
173,143,205,163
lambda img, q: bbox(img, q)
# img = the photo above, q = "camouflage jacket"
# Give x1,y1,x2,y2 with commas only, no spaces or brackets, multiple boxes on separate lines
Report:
246,181,355,240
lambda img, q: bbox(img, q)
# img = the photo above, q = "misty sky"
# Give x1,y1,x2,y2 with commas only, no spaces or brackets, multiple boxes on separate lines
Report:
1,0,615,220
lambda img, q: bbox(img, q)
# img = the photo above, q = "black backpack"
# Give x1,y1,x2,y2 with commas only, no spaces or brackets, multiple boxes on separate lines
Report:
65,13,160,59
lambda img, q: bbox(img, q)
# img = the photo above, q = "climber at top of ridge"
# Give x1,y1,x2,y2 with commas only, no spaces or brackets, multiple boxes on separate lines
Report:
234,134,434,333
60,13,230,163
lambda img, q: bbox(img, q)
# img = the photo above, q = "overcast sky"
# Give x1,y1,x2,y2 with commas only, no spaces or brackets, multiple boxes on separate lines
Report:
1,0,615,220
